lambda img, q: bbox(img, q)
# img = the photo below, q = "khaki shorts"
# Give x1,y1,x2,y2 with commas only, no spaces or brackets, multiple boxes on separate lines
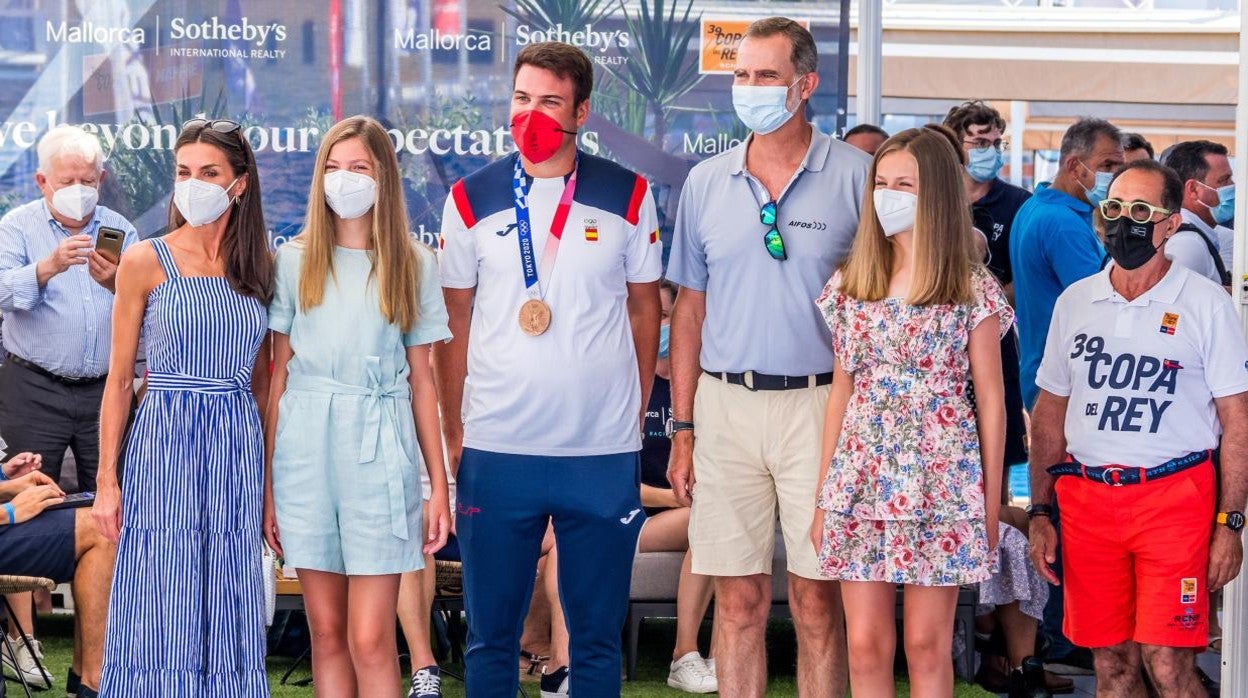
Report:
688,373,830,579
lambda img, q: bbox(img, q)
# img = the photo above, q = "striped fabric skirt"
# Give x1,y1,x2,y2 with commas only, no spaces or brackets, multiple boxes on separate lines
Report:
100,389,269,697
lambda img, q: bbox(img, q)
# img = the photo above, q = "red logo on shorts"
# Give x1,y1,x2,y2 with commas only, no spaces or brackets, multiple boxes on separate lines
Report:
1173,607,1201,630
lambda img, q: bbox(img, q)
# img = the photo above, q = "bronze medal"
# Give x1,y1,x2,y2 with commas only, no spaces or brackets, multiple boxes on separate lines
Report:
519,299,552,336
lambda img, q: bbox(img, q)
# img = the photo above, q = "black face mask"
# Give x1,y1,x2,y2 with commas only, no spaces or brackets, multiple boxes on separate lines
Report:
1104,217,1162,270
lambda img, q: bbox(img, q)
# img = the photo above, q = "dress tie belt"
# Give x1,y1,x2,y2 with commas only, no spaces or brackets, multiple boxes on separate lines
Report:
147,370,251,395
285,357,412,541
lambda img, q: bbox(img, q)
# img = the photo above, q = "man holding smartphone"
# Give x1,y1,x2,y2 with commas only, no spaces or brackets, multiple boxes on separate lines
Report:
0,124,138,493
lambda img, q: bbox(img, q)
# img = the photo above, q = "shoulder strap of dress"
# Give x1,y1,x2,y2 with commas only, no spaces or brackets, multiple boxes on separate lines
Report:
151,237,181,279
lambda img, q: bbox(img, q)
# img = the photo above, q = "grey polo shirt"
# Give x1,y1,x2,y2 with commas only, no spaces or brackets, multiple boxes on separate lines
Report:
667,125,870,375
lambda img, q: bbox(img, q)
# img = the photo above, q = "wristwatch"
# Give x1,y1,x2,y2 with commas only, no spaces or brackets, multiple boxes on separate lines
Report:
665,419,694,438
1217,511,1245,532
1025,504,1054,519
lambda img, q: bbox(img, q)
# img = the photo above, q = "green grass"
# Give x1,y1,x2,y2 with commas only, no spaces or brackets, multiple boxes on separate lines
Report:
24,614,993,697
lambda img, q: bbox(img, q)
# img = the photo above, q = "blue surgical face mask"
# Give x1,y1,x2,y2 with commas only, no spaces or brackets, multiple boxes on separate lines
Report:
1198,181,1236,226
1078,161,1113,206
658,323,670,359
966,147,1003,183
731,77,803,135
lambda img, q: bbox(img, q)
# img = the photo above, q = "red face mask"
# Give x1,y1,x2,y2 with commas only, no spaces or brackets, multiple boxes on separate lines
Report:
510,109,576,164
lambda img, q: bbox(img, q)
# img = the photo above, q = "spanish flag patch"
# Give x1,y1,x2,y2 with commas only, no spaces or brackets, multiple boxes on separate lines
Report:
583,219,599,242
1160,312,1179,335
649,228,660,244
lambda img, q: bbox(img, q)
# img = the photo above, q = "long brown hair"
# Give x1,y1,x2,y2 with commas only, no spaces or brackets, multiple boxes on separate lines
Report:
839,127,975,306
168,122,273,302
293,115,419,331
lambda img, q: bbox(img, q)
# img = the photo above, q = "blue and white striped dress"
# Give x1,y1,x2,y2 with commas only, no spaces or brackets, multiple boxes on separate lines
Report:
100,238,269,697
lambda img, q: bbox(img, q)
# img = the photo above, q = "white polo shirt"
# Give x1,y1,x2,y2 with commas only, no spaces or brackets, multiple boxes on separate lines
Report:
1216,224,1234,274
439,152,663,457
1169,209,1223,285
1036,263,1248,467
666,126,870,375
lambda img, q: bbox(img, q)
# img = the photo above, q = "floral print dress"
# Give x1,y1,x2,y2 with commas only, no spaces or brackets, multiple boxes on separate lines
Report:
815,265,1012,585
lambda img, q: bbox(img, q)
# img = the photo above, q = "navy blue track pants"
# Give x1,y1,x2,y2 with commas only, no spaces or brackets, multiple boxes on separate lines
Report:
456,447,644,697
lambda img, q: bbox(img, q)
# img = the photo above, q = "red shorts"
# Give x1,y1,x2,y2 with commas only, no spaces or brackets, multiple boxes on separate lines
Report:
1056,462,1215,648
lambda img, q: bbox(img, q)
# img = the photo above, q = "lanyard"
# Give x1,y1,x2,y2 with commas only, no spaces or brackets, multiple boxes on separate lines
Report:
512,155,577,300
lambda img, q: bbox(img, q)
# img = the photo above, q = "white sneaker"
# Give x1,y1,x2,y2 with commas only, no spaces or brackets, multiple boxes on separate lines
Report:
539,665,569,698
705,656,716,676
1,634,54,687
407,665,442,697
667,651,717,693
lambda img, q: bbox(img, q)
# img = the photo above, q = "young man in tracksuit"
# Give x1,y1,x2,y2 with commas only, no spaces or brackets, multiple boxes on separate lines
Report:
435,41,662,698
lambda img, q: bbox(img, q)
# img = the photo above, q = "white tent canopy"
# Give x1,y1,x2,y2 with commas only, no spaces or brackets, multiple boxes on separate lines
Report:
1224,4,1248,693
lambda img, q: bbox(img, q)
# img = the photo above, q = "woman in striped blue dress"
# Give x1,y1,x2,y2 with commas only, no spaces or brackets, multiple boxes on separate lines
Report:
94,119,273,697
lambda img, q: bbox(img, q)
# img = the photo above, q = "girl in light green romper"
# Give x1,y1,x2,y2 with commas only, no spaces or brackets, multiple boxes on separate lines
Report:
264,116,452,696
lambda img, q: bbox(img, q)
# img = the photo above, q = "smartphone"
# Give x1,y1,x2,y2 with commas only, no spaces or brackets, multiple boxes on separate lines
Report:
45,491,95,511
95,227,125,263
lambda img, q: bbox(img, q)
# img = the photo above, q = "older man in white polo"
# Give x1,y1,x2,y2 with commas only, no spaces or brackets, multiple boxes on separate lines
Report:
1029,159,1248,696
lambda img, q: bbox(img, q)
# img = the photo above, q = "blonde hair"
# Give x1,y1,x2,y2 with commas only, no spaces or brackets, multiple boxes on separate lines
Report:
293,115,419,331
839,127,975,305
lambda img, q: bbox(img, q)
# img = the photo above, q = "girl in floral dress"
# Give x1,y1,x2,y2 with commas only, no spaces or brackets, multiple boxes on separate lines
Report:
810,126,1010,696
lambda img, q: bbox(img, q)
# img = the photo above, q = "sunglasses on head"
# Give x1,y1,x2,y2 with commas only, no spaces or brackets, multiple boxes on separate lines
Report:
182,118,241,134
181,118,252,166
759,201,787,261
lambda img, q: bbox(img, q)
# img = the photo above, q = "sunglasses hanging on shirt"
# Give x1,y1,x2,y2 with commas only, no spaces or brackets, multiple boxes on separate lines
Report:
759,201,788,261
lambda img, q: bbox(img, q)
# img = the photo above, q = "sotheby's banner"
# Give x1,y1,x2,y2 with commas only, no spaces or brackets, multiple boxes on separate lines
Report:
0,0,848,248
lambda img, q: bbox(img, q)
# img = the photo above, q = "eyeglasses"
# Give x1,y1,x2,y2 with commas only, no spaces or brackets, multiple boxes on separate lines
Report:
1098,198,1172,224
962,137,1009,153
182,118,241,134
759,201,787,261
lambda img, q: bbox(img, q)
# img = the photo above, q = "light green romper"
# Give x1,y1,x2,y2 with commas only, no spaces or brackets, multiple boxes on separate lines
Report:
269,242,451,575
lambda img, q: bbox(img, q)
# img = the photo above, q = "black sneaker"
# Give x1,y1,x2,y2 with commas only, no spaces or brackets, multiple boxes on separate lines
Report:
1008,656,1053,698
539,665,569,698
408,664,442,698
77,687,98,698
67,668,81,697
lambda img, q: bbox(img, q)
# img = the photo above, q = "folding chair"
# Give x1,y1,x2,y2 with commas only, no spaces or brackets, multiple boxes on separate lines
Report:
431,560,466,682
273,572,312,687
0,576,55,698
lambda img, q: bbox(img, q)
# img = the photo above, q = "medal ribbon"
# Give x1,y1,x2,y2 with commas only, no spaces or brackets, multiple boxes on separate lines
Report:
512,154,577,300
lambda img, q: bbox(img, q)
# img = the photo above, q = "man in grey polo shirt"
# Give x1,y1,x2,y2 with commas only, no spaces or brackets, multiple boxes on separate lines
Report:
667,16,869,697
